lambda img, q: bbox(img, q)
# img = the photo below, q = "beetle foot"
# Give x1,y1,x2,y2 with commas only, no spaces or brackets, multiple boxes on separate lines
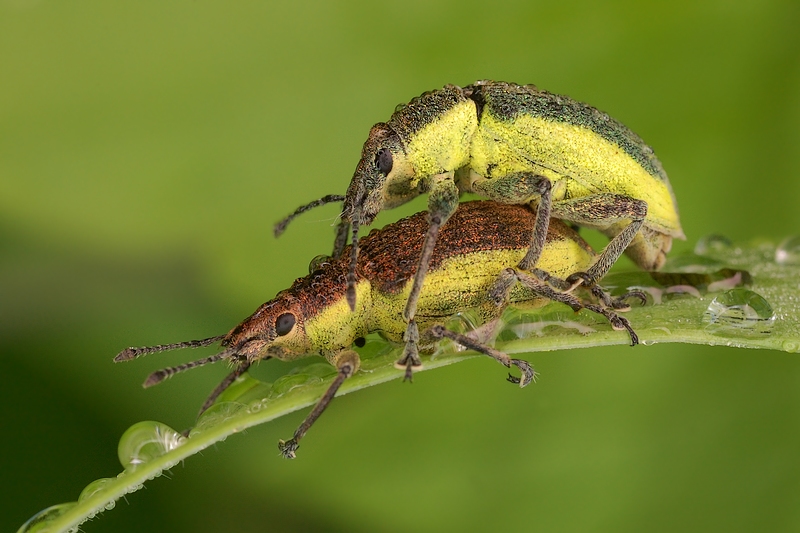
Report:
528,267,571,291
506,359,537,387
565,271,596,290
394,346,423,382
489,268,518,306
609,315,639,346
278,438,299,459
591,286,648,311
613,290,648,309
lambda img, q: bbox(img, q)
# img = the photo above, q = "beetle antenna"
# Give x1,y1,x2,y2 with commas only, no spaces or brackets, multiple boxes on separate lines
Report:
346,217,360,311
273,194,346,237
114,335,226,362
143,350,233,388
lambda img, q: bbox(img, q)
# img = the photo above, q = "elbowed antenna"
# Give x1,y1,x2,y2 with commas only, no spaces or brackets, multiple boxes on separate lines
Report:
114,334,226,362
273,194,346,237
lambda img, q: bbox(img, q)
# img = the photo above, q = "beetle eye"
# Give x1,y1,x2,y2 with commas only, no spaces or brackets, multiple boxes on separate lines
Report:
275,313,296,336
375,148,393,175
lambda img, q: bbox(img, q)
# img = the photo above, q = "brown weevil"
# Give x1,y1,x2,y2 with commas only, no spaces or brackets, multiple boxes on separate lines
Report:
120,201,640,458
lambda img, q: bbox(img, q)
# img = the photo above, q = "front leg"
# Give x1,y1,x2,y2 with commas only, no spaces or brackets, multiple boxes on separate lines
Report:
278,350,360,459
395,174,459,379
394,319,421,381
332,218,350,259
199,360,252,417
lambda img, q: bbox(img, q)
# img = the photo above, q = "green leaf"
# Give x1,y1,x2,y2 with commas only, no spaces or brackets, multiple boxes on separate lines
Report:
18,237,800,533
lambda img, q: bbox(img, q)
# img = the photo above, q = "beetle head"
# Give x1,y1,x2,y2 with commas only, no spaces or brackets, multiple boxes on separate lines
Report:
222,294,313,363
343,123,418,227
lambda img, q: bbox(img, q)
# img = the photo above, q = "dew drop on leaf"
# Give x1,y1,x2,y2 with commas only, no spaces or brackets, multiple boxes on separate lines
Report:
117,421,185,471
703,288,776,337
775,236,800,265
695,234,733,256
268,373,319,398
78,477,114,503
191,402,248,437
17,503,77,533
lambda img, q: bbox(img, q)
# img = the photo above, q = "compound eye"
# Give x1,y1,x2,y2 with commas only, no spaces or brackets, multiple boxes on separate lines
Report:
275,313,296,336
375,148,393,175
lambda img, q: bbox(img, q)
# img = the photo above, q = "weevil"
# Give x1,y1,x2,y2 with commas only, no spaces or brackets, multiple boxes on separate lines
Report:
117,201,640,458
275,81,683,377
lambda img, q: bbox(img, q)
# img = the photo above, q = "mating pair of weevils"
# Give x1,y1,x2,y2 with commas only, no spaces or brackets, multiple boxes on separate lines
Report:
117,81,683,458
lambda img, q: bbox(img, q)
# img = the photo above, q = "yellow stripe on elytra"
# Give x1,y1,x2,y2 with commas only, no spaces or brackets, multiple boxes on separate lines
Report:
405,100,478,179
470,112,681,236
370,241,595,342
304,281,372,354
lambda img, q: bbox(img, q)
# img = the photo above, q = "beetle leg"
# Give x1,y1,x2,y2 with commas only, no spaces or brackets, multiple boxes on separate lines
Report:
429,325,536,387
589,286,648,310
332,218,350,259
198,359,252,417
398,175,459,378
505,269,640,346
489,267,520,306
394,319,422,380
278,350,360,459
469,172,553,271
491,268,582,311
528,267,575,292
551,194,649,286
345,218,361,310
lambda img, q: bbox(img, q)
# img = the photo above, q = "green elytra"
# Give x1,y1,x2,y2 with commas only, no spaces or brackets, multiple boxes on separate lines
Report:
275,81,682,377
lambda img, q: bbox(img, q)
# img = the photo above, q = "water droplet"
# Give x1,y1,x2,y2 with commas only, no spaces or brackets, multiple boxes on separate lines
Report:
298,363,338,379
441,309,483,334
78,478,114,504
268,373,319,398
704,289,776,337
191,402,248,437
431,310,496,356
247,397,270,413
118,421,185,471
695,234,733,256
775,236,800,265
18,503,77,533
308,254,332,274
212,372,264,406
782,340,800,353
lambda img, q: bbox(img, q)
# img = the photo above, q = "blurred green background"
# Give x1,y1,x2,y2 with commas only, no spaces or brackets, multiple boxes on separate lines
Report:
3,1,800,531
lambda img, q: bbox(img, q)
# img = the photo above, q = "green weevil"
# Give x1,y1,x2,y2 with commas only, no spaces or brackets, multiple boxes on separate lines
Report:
274,81,683,378
117,201,639,458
